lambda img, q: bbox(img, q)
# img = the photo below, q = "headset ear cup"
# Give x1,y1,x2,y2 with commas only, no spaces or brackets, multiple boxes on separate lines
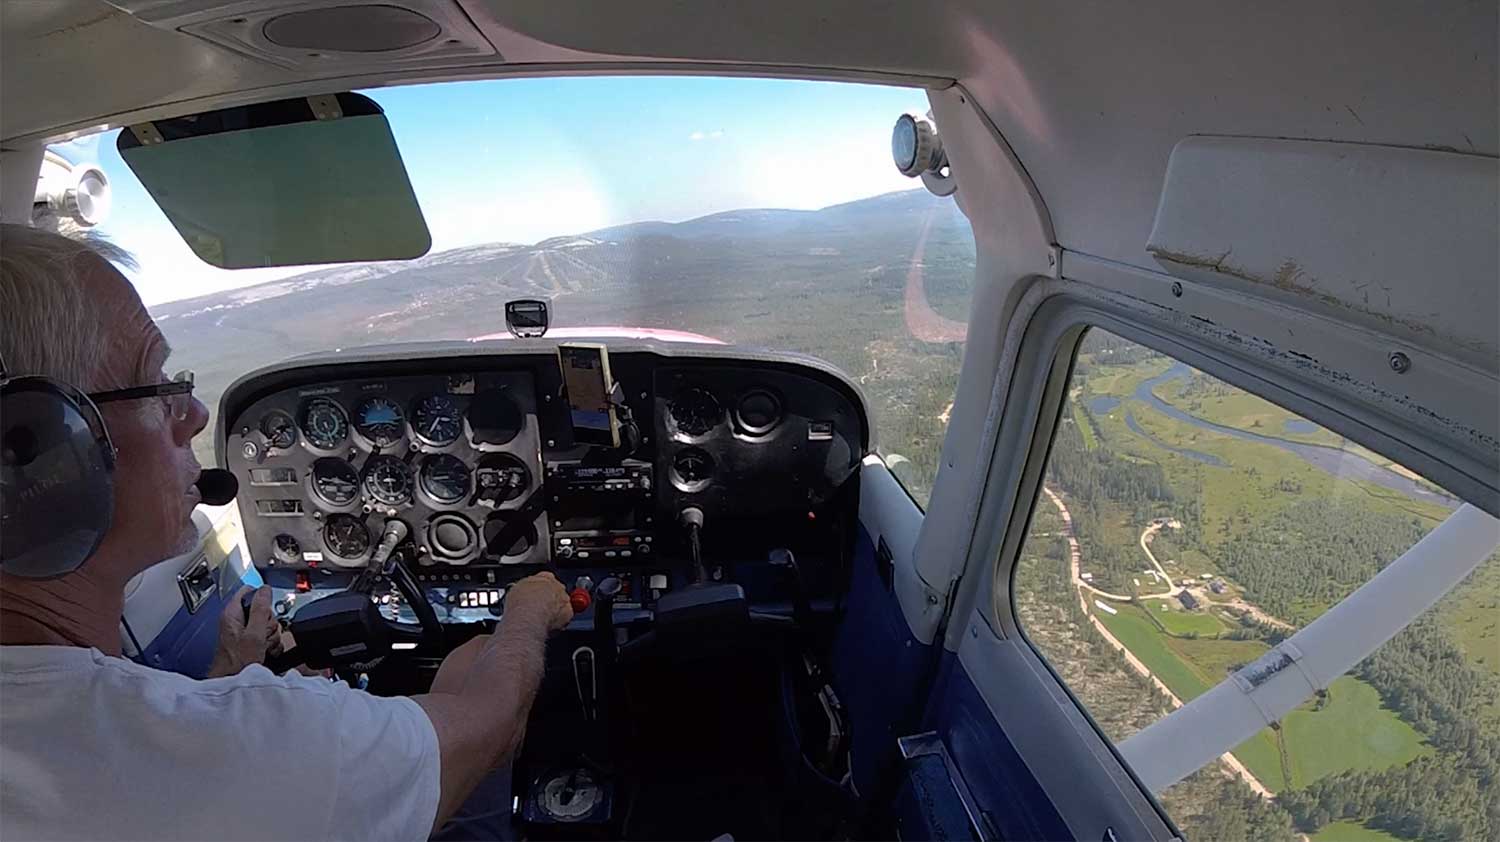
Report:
1,378,116,578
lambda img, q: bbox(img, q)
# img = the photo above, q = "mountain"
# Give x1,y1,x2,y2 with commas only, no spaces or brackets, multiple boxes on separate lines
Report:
156,187,978,484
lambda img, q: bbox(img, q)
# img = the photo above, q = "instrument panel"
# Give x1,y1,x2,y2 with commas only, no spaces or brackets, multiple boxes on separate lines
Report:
219,344,868,578
229,370,547,570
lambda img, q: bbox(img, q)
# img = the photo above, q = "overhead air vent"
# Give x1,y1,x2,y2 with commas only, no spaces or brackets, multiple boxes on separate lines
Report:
262,5,442,53
104,0,499,69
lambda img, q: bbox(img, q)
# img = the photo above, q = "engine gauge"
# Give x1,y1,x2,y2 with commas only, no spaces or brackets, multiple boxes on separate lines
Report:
310,457,360,506
354,396,406,448
363,455,412,506
322,514,370,562
412,394,463,447
670,446,714,491
420,454,471,505
272,534,301,564
259,410,297,450
300,398,349,450
474,454,530,507
668,387,722,438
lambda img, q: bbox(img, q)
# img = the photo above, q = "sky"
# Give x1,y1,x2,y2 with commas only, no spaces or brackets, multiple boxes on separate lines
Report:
53,77,930,306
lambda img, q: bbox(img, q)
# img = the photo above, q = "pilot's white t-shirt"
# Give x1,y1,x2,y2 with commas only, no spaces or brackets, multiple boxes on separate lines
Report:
0,645,440,841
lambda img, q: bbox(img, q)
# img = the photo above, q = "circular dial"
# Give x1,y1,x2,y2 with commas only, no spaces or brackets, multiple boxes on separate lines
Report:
322,513,370,562
467,389,523,447
427,514,478,563
363,455,412,506
735,389,782,435
474,454,529,506
411,394,463,447
420,454,471,505
310,457,360,506
259,410,297,450
354,396,406,448
671,446,714,490
669,387,722,438
273,534,301,564
300,398,349,450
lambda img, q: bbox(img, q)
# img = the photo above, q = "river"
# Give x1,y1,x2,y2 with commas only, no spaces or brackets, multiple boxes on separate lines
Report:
1090,363,1457,508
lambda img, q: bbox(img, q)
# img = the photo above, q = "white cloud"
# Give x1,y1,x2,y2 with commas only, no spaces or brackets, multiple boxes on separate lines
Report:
688,130,724,142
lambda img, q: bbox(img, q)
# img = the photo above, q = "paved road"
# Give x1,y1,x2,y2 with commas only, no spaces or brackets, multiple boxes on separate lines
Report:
1041,485,1276,801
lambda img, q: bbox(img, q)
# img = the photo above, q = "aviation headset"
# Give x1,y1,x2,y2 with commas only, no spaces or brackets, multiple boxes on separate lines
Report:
0,351,118,578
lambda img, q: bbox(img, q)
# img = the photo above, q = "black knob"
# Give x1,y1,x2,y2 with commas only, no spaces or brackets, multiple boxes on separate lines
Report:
597,577,623,600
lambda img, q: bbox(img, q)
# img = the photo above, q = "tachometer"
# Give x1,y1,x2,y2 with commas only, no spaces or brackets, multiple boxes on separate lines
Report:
310,457,360,506
300,398,349,450
322,513,370,562
420,454,471,505
668,387,722,438
363,455,412,506
259,409,297,450
354,396,406,448
412,394,463,446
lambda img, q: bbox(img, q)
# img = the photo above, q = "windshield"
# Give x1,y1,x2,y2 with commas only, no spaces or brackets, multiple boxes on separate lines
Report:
53,77,977,504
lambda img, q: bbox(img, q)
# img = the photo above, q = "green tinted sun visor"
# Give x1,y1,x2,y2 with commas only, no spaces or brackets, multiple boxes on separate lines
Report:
118,93,430,269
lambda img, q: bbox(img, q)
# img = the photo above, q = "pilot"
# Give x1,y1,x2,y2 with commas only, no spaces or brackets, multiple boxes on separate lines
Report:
0,223,573,840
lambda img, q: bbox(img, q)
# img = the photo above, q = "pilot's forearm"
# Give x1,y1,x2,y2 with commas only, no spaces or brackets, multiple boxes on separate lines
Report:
414,609,551,831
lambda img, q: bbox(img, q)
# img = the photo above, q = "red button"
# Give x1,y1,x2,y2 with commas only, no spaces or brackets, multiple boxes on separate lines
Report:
569,588,592,614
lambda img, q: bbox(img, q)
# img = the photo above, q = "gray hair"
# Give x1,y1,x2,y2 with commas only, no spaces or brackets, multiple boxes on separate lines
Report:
0,223,137,391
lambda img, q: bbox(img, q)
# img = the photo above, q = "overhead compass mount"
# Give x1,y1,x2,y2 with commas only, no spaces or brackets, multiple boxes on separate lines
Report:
891,112,956,197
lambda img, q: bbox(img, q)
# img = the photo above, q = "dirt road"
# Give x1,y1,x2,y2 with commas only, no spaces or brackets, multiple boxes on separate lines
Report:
1041,485,1276,801
902,208,968,343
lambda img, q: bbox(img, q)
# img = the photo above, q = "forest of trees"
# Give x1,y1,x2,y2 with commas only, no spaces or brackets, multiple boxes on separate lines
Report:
1216,500,1429,624
1278,752,1494,841
1044,411,1174,590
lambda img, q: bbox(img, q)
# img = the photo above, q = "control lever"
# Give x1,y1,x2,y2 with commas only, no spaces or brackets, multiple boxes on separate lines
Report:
370,519,409,572
572,647,597,721
585,577,622,733
594,577,622,655
680,507,706,583
769,548,813,629
352,519,409,593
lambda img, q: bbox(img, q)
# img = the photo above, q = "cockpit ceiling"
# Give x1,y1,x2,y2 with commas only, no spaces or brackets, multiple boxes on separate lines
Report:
4,1,1495,299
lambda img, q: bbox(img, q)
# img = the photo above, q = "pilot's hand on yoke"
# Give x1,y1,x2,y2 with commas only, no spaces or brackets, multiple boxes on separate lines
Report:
207,585,278,677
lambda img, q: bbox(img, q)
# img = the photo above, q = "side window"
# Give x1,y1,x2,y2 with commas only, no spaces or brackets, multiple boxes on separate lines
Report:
1013,329,1498,842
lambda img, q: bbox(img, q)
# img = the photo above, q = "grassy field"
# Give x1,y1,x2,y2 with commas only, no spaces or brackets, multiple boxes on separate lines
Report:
1071,401,1098,451
1441,552,1500,677
1081,356,1173,399
1282,676,1429,788
1153,376,1344,448
1140,598,1226,636
1310,820,1403,842
1098,602,1209,696
1095,598,1427,792
1096,600,1288,789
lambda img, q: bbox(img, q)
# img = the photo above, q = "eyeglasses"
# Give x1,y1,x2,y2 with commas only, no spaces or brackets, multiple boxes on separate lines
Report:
89,370,196,421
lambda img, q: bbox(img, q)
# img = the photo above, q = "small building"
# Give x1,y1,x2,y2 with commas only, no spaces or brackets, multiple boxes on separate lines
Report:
1200,573,1213,580
1177,591,1200,610
1209,579,1227,594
